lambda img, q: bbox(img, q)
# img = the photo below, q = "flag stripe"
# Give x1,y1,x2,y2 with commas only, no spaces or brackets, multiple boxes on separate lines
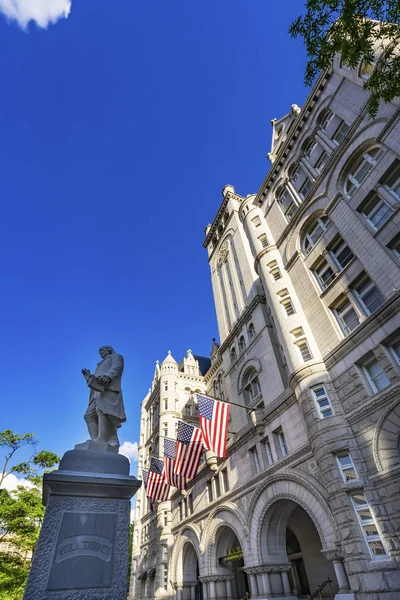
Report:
173,420,204,479
197,394,231,458
147,457,171,502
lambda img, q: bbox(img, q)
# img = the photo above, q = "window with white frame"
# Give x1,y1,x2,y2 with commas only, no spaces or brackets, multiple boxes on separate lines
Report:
251,215,261,227
207,480,213,503
277,288,296,316
243,368,262,405
164,398,168,411
332,297,360,335
312,384,334,418
278,187,298,222
258,233,269,248
313,258,336,290
302,216,329,254
332,120,350,145
268,260,282,281
318,109,333,132
239,335,246,352
344,147,382,197
273,427,288,457
263,436,274,465
388,233,400,259
336,452,358,482
163,423,168,437
299,177,313,199
164,382,168,391
390,337,400,364
359,60,375,80
248,322,256,338
291,327,313,362
289,164,300,182
163,565,168,590
214,475,221,497
330,236,354,269
362,356,390,393
304,139,318,158
249,446,261,473
387,176,400,199
351,492,387,558
315,150,329,173
358,195,395,230
353,275,384,315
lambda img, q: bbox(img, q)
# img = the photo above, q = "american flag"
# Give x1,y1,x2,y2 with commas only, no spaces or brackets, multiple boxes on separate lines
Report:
163,438,186,490
197,394,231,458
174,420,204,479
147,457,170,502
141,469,154,512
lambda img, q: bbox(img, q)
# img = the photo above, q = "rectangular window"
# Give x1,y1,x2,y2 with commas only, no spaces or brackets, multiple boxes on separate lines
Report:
164,382,168,391
390,338,400,365
258,233,269,248
207,480,213,503
312,385,334,418
330,238,354,269
362,357,390,393
163,424,168,437
351,492,387,558
285,202,296,221
252,216,261,227
336,452,358,482
263,437,274,465
164,399,168,411
163,566,168,590
315,150,328,173
222,468,229,492
299,178,312,199
274,427,288,457
214,475,221,498
313,259,335,290
249,446,261,473
333,298,360,335
361,197,394,230
268,260,282,281
281,297,295,316
188,493,193,515
332,121,350,145
163,510,168,526
298,340,313,362
354,276,384,315
388,234,400,258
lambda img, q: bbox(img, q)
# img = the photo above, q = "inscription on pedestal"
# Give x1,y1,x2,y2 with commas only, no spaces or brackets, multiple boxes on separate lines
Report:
47,512,116,590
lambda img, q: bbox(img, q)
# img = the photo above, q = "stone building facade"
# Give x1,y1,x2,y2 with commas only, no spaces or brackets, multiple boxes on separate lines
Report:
131,53,400,600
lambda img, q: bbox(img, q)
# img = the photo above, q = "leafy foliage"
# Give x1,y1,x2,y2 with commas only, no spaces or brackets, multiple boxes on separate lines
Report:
289,1,400,116
0,429,59,599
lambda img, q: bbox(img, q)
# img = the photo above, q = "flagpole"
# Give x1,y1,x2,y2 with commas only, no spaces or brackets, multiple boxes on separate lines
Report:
197,392,255,412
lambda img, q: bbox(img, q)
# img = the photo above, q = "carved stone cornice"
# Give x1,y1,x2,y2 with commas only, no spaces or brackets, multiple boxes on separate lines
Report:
204,355,223,382
203,192,243,250
346,383,400,424
199,575,234,583
244,564,291,574
321,548,344,561
254,245,277,272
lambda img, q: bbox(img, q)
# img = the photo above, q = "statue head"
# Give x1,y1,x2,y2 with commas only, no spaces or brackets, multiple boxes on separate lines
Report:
99,346,115,359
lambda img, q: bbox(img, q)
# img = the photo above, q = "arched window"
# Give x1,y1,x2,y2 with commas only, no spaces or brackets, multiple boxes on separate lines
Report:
239,335,246,352
230,347,237,364
303,137,318,159
317,108,333,132
217,374,224,401
248,323,255,339
213,379,218,398
344,147,382,197
243,368,261,405
302,216,330,254
288,163,300,183
277,185,297,222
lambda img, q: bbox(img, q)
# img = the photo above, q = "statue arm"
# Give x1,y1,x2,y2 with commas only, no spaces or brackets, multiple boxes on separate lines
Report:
105,354,124,380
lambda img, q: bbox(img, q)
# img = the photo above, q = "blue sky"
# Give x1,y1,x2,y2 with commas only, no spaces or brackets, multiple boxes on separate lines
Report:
0,0,308,476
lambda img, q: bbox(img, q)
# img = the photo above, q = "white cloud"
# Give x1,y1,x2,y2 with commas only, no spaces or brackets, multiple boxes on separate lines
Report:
119,441,138,463
0,473,33,491
0,0,71,29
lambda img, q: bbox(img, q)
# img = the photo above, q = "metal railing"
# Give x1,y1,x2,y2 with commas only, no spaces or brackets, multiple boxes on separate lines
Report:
307,577,334,600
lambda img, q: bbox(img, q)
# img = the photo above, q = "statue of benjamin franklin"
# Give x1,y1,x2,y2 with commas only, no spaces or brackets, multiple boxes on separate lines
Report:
81,346,126,449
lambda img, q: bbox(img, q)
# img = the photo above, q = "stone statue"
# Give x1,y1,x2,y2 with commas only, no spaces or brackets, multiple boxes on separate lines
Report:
81,346,126,449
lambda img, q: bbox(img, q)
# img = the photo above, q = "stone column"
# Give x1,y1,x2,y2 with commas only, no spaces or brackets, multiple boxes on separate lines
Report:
190,584,196,600
262,572,272,595
225,578,233,599
281,571,292,596
249,574,258,597
322,549,351,593
209,580,216,600
375,184,399,209
316,130,336,152
23,447,141,600
300,157,318,180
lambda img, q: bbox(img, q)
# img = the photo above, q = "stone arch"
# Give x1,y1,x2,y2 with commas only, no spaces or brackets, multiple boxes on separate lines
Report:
200,503,249,571
325,119,388,200
170,525,202,583
237,358,263,395
283,197,330,262
373,398,400,472
247,471,338,560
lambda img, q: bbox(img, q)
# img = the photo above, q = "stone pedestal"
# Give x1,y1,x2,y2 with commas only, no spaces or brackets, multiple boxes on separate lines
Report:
23,447,141,600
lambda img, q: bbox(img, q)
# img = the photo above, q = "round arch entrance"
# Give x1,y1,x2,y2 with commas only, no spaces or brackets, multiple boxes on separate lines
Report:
261,500,338,598
181,542,203,600
214,526,249,600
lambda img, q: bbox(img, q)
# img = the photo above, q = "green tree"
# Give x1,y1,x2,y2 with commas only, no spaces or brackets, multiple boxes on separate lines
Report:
289,1,400,117
0,429,59,600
